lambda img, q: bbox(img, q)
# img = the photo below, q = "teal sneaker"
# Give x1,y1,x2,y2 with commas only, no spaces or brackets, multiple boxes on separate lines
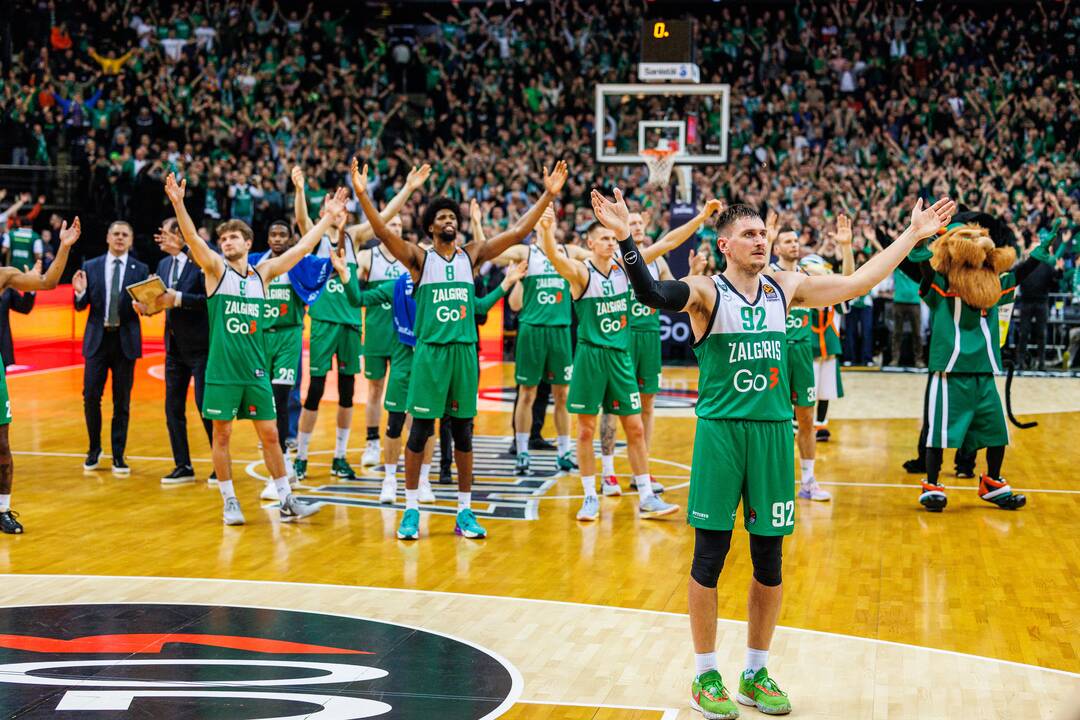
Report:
691,669,739,719
293,458,307,481
557,453,577,472
396,509,420,540
331,456,356,479
454,508,487,539
515,452,530,476
736,668,791,715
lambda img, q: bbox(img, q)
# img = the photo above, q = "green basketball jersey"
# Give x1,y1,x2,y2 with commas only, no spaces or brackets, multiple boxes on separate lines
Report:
415,247,477,344
363,247,405,355
573,260,630,351
263,267,306,329
693,274,790,421
628,259,661,333
811,306,843,358
207,265,268,386
7,228,40,271
520,244,571,327
308,235,361,327
922,271,1015,373
770,262,812,344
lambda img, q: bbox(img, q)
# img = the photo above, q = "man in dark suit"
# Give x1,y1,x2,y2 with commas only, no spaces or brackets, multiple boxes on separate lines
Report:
72,220,149,475
134,219,212,484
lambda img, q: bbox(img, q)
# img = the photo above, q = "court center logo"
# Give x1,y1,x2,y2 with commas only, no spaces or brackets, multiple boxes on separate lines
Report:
0,603,518,719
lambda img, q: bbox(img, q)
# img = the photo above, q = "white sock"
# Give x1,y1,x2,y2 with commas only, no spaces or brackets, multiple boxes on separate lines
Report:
384,464,397,483
516,433,530,454
0,494,10,512
405,488,419,511
335,427,350,457
581,475,597,497
217,480,236,501
457,491,471,510
273,475,291,503
296,431,312,461
746,647,769,674
557,435,571,456
634,473,654,499
601,454,615,477
800,459,815,484
695,651,718,677
419,464,431,483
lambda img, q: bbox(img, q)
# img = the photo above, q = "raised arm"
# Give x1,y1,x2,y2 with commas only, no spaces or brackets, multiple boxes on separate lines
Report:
259,187,347,282
0,218,80,292
351,158,425,273
491,245,528,266
346,164,432,246
536,205,587,294
640,198,724,264
468,198,486,245
836,214,855,276
788,198,955,309
467,160,568,265
164,173,224,282
291,166,312,234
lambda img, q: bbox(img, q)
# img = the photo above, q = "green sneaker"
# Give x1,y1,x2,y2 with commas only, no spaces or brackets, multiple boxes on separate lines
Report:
557,452,577,472
293,458,307,481
737,668,791,715
691,670,739,719
330,456,356,479
514,452,530,476
396,508,420,540
454,508,487,539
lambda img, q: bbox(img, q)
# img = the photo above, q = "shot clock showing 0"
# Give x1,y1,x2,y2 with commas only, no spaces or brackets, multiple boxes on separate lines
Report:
641,19,692,63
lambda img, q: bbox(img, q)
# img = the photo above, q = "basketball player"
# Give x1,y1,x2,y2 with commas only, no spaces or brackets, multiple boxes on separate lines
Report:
353,158,567,540
165,172,348,525
0,216,80,533
534,207,679,521
292,165,429,480
807,242,855,442
598,188,954,718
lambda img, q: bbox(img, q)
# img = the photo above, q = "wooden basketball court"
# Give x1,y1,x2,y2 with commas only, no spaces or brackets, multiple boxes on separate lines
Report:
2,355,1078,718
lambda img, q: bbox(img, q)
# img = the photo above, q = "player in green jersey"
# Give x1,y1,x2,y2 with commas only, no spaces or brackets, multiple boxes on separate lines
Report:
354,157,567,540
2,225,44,272
291,164,430,481
0,215,80,534
599,186,955,719
535,207,679,522
166,171,350,526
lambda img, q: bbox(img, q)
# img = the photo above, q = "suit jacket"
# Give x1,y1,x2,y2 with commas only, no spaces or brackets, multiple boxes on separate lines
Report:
157,252,209,355
0,289,35,367
75,253,149,360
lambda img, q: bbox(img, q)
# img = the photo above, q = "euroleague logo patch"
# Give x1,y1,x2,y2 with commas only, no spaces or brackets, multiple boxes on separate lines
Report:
0,603,518,718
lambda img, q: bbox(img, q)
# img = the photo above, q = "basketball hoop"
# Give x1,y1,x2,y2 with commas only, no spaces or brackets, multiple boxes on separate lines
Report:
642,147,678,188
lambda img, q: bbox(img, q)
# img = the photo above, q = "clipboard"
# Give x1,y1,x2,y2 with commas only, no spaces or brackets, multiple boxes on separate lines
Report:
126,275,168,310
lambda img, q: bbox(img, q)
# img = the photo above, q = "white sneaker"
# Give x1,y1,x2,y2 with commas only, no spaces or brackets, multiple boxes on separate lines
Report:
418,480,436,503
361,440,381,467
798,478,832,501
222,498,245,526
379,478,397,504
576,495,600,521
601,475,622,496
279,494,321,522
260,483,279,501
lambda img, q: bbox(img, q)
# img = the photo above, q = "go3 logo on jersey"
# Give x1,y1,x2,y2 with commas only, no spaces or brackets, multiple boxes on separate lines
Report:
733,367,780,393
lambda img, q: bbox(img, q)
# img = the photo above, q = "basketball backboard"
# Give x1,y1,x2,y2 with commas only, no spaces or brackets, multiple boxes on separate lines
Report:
594,83,730,165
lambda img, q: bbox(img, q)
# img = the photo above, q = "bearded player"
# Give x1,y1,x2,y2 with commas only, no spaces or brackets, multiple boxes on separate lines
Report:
599,188,954,719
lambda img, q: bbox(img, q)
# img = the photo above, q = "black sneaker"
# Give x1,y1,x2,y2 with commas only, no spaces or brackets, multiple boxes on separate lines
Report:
83,449,102,471
0,510,23,534
438,465,454,484
529,436,556,451
903,457,926,474
208,471,218,484
161,466,196,484
112,459,131,477
815,428,831,442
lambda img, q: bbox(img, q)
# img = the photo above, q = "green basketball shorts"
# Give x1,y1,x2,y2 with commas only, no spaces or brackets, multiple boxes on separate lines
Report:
264,326,303,386
0,364,11,426
515,323,572,387
688,418,795,536
202,380,276,421
787,341,816,407
630,330,662,395
406,341,478,419
567,342,641,416
309,320,361,377
383,342,414,413
363,353,391,381
926,372,1008,449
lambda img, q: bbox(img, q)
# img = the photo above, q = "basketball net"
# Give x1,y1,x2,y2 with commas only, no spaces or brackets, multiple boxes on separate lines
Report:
642,146,678,189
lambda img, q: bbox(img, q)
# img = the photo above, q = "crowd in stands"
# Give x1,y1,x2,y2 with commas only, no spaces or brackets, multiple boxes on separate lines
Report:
0,0,1077,368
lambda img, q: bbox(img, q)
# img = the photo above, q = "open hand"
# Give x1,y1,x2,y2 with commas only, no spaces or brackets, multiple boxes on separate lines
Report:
164,173,186,203
765,209,779,244
322,186,350,218
835,214,852,246
543,160,569,195
908,197,956,240
406,164,432,191
688,247,709,276
290,165,305,190
328,240,348,277
349,157,368,196
504,259,528,285
58,217,81,247
590,186,630,239
538,205,556,234
72,269,87,295
470,198,483,228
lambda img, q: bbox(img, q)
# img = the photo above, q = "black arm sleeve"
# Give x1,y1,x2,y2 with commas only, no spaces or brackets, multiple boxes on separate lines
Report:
617,235,691,312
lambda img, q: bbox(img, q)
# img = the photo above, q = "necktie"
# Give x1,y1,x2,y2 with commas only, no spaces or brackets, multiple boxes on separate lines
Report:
108,258,121,327
170,257,180,288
